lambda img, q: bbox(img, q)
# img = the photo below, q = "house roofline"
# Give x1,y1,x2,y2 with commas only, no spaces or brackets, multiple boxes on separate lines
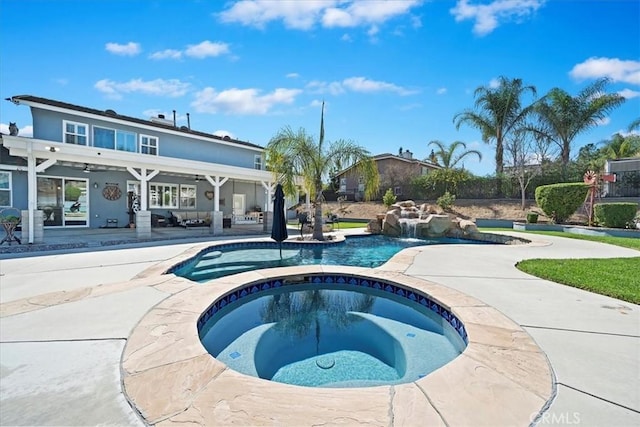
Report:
6,95,264,152
334,153,440,176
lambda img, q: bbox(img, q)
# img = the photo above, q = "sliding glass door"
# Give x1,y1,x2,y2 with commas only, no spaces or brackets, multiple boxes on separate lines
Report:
37,177,88,227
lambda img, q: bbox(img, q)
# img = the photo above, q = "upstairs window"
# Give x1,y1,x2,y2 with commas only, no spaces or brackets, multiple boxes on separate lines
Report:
140,135,158,155
339,177,347,193
63,121,87,145
0,171,11,207
93,127,137,152
254,155,263,170
116,131,137,152
93,126,115,149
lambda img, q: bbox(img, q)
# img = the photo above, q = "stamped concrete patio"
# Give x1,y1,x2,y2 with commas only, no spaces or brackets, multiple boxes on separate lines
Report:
0,231,638,426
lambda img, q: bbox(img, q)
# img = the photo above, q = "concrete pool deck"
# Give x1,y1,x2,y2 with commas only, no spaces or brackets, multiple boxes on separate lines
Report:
0,231,638,426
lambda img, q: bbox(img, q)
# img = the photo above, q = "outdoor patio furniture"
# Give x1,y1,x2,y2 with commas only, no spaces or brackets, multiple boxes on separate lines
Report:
0,208,21,246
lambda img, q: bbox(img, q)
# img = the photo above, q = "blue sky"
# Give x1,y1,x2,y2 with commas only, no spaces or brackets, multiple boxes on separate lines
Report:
1,0,638,176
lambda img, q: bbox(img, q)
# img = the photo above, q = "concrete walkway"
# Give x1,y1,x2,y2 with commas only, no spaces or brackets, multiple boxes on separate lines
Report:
0,232,638,426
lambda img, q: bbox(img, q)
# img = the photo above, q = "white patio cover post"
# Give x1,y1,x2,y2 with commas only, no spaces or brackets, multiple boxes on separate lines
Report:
205,175,229,211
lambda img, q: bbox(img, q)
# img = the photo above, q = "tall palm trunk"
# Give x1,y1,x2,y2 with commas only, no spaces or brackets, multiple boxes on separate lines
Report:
495,140,504,197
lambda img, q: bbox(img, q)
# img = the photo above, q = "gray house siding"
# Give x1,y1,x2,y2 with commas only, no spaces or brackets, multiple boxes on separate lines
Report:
2,96,273,232
31,108,261,169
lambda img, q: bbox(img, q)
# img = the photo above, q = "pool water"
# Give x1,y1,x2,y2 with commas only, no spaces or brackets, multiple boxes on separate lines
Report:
199,283,466,388
174,235,485,282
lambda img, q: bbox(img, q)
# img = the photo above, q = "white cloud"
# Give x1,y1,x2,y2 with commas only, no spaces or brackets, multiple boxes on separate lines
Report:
595,117,611,126
570,57,640,85
618,88,640,99
149,49,183,60
191,87,302,115
488,78,500,88
218,0,331,29
450,0,544,36
306,80,346,96
343,76,416,95
185,40,230,58
286,72,300,79
213,130,237,139
310,99,324,108
323,1,423,28
307,77,417,96
436,87,447,95
1,123,33,137
341,33,353,42
105,42,141,56
95,78,191,100
218,0,423,32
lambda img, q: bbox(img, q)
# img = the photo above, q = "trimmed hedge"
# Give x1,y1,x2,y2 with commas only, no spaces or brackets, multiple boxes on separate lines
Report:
535,182,588,223
594,203,639,228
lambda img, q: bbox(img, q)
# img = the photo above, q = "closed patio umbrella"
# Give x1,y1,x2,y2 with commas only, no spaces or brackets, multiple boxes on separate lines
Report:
271,183,288,258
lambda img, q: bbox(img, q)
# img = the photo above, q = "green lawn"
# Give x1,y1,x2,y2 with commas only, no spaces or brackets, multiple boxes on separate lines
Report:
480,228,640,303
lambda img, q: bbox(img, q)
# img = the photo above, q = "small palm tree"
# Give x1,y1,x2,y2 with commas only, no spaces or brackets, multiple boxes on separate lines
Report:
533,78,625,179
266,103,379,241
427,140,482,169
600,133,640,160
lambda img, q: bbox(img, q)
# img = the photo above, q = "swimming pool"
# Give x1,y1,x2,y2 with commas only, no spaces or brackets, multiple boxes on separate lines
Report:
171,235,488,282
197,274,467,388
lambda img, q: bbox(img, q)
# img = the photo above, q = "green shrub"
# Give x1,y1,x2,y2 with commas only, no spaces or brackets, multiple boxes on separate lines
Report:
436,191,456,211
593,203,639,228
535,182,588,223
526,212,539,224
382,188,397,209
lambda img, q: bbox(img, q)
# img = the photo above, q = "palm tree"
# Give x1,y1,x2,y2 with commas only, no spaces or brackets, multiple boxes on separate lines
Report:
266,103,379,241
427,140,482,169
600,133,640,160
533,78,625,179
454,77,537,177
628,117,640,132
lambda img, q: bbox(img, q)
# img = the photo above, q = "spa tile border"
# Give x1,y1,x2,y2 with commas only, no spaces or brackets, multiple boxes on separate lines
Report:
196,273,468,344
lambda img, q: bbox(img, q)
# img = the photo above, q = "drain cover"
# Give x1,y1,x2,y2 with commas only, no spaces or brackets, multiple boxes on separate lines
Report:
316,356,335,369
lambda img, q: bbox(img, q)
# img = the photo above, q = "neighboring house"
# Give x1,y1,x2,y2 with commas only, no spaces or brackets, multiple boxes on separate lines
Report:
0,95,277,243
603,157,640,198
334,149,440,201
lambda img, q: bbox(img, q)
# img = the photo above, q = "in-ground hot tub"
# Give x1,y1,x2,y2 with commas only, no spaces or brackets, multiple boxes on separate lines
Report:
123,262,553,426
198,275,467,387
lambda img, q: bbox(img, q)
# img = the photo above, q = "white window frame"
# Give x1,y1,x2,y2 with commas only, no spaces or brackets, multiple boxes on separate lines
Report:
0,171,12,207
358,176,365,192
63,120,88,145
180,184,197,209
254,155,263,170
116,130,137,152
92,125,116,149
149,183,178,209
140,134,158,155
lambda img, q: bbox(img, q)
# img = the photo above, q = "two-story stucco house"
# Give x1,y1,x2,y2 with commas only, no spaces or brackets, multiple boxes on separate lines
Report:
335,149,440,201
1,95,278,243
